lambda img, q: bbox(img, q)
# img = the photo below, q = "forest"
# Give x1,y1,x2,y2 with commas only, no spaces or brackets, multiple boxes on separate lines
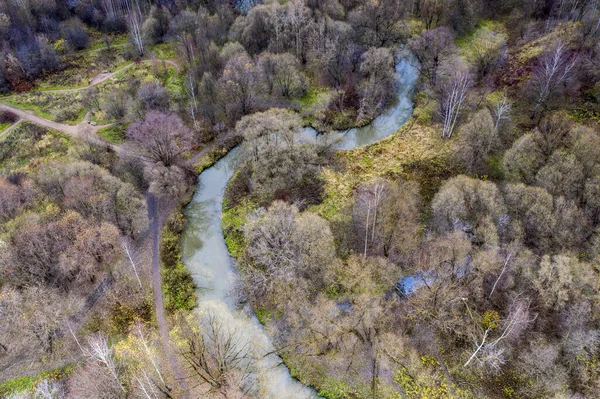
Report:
1,0,600,398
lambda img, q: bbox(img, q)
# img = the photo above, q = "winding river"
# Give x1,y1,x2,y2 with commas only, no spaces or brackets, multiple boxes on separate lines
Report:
181,50,418,398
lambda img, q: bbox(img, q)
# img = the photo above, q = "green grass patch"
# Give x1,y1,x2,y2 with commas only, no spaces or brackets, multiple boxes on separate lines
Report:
148,42,178,60
85,29,128,52
98,123,128,144
0,122,70,172
0,122,11,133
221,197,249,260
0,364,75,396
298,83,332,107
309,120,454,222
5,62,177,127
37,48,128,91
193,134,243,174
456,19,506,49
161,224,197,313
3,91,86,125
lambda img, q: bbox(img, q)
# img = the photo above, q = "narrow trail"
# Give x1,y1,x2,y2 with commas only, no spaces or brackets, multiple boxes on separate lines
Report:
147,194,190,399
0,120,22,141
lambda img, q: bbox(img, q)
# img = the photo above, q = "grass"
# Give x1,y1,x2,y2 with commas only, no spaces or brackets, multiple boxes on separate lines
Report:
221,191,251,260
0,364,75,396
0,122,12,133
161,220,197,313
193,134,243,174
85,29,128,52
36,48,129,91
309,120,455,222
514,21,578,64
4,62,178,127
0,122,70,173
455,19,507,50
3,91,86,125
148,42,178,60
97,123,128,144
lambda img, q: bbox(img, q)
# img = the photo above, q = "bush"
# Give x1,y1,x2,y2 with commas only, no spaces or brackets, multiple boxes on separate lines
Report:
63,22,89,50
0,110,17,124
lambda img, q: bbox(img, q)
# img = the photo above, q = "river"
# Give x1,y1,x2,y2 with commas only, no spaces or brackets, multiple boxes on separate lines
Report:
181,50,418,398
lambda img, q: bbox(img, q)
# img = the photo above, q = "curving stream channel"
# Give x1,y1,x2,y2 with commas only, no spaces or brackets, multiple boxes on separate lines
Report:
181,50,418,398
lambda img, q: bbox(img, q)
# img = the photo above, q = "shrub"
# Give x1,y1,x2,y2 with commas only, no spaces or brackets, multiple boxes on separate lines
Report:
0,110,17,124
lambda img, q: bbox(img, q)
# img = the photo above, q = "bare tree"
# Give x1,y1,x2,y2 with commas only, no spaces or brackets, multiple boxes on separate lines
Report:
185,73,200,130
353,179,388,258
489,252,512,299
174,313,256,397
126,0,145,56
127,111,193,167
285,0,311,60
121,238,143,288
463,298,535,371
34,379,65,399
438,71,472,139
529,43,578,120
408,26,455,86
168,11,198,66
493,92,512,133
83,333,125,391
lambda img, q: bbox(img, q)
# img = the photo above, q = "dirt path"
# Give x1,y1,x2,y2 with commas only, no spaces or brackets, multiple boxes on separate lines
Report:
0,57,180,153
146,194,190,399
0,120,22,141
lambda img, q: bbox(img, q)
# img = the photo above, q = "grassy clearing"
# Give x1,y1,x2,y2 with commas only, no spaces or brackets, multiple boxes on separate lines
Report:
514,21,578,64
97,123,128,144
193,134,243,174
85,29,128,51
161,211,197,313
37,48,129,91
3,91,86,125
4,62,177,127
148,42,178,60
309,120,455,222
0,122,71,172
456,19,507,51
222,188,254,260
0,364,75,396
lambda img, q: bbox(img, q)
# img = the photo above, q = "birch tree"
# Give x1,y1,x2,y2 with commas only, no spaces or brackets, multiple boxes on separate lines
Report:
185,73,200,130
463,298,535,372
126,0,145,56
529,43,578,120
438,71,472,139
493,92,512,133
285,0,311,60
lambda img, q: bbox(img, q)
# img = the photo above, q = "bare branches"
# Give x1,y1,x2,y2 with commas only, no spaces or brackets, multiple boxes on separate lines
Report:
121,238,143,288
83,333,125,392
174,313,256,396
489,252,512,299
530,43,578,119
125,0,145,56
439,71,472,139
493,93,512,133
463,298,536,371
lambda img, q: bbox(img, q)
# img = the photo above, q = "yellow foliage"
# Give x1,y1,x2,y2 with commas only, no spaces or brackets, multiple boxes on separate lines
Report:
482,310,500,330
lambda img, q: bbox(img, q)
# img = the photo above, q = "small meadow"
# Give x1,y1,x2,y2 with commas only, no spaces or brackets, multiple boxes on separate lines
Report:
0,122,70,173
